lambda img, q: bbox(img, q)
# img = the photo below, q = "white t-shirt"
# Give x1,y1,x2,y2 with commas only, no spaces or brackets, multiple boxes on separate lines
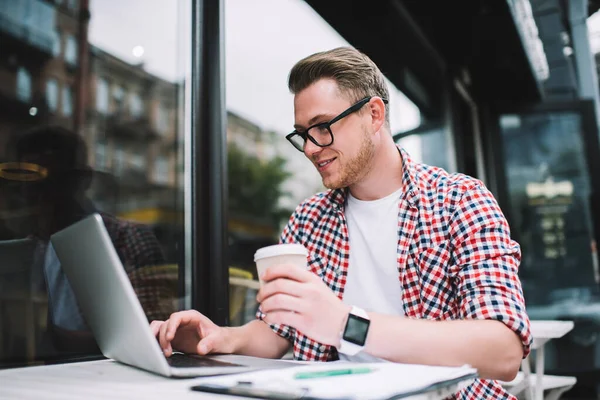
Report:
338,188,404,362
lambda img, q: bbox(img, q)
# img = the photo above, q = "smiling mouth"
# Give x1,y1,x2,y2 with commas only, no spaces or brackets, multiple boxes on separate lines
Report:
316,158,336,170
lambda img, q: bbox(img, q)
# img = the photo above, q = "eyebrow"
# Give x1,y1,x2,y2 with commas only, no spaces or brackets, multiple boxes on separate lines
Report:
293,113,335,130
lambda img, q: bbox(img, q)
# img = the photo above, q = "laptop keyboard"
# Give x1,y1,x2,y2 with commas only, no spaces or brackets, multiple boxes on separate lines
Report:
166,353,241,368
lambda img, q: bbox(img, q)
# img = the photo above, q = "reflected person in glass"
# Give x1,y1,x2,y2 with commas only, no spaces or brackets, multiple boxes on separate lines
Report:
0,125,168,359
152,47,531,399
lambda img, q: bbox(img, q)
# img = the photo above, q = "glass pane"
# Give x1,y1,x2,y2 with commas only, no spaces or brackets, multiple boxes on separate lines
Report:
65,35,77,65
46,79,59,112
0,0,190,368
61,85,72,116
395,125,453,172
52,29,61,57
225,0,420,326
16,67,32,103
499,110,599,381
96,78,109,114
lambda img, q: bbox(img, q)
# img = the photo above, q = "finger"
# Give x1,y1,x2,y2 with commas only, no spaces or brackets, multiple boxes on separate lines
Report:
197,335,215,355
198,328,229,355
164,310,209,341
150,320,164,337
264,311,304,331
261,264,314,283
257,278,305,303
260,293,306,314
159,320,172,356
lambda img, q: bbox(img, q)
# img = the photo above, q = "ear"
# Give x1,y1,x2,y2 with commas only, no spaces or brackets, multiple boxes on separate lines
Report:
368,97,386,134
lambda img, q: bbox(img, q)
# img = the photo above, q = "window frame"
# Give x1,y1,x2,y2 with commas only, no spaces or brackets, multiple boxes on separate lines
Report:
190,0,229,325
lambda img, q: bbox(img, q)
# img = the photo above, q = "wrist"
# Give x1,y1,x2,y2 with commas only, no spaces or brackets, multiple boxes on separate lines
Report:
222,326,241,354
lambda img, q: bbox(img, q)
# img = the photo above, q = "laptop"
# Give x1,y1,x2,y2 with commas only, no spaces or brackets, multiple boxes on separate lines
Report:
50,213,277,378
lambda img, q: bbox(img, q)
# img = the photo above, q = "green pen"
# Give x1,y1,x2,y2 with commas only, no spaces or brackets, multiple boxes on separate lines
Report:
293,367,374,380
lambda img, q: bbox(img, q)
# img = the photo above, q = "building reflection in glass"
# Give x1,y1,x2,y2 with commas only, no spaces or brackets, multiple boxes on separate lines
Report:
0,0,186,367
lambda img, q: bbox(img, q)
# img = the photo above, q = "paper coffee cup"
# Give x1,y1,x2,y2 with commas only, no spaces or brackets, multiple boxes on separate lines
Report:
253,243,308,286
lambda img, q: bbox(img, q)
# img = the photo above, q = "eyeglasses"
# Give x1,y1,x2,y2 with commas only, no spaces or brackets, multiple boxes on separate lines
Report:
286,96,388,152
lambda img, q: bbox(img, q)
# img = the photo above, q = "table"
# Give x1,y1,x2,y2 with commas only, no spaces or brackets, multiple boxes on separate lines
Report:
530,320,576,400
0,357,472,400
504,320,576,400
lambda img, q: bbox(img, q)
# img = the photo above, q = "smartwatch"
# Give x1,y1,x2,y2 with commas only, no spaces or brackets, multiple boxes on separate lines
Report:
337,306,370,355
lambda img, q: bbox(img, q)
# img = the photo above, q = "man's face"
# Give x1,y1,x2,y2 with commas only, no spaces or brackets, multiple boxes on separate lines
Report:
293,79,375,189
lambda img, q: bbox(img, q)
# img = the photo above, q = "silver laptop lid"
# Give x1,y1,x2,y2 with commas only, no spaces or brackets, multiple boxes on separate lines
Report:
50,213,171,376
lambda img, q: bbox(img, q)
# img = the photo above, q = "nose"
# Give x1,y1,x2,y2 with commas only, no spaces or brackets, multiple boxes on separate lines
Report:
303,138,322,160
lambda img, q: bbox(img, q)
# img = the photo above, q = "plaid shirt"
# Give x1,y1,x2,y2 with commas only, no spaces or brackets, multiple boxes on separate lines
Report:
258,148,531,400
101,213,166,274
101,214,178,322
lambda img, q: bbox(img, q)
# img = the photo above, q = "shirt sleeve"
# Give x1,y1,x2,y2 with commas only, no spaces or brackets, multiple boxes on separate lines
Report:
450,184,532,358
254,208,301,342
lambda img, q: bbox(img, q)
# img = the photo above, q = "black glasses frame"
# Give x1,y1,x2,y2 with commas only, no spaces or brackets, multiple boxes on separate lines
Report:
285,96,388,152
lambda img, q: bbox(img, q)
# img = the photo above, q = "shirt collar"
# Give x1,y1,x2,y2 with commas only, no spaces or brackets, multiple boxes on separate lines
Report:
326,145,420,210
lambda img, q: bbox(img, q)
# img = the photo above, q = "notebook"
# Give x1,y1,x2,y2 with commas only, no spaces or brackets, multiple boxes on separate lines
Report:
191,361,478,399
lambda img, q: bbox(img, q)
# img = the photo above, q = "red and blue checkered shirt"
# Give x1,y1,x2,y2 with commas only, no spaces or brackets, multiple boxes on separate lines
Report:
258,148,531,399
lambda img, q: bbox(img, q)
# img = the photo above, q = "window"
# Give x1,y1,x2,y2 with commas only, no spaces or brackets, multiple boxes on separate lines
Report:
154,156,170,184
46,78,59,112
113,147,126,176
155,104,170,133
52,29,61,56
0,0,190,370
498,105,600,385
500,110,596,304
2,0,55,53
130,92,143,118
95,143,107,170
130,153,146,170
394,124,452,172
65,34,77,65
113,86,124,101
96,78,109,113
16,67,32,103
112,85,125,111
67,0,78,12
62,85,72,116
225,0,420,326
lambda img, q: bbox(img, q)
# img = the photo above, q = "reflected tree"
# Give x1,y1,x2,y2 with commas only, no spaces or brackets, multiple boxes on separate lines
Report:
227,143,293,232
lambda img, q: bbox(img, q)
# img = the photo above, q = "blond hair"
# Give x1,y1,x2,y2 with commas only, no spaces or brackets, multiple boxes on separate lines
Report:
288,47,390,128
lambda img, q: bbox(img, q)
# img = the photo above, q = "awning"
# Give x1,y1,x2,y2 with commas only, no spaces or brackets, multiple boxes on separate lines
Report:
305,0,547,117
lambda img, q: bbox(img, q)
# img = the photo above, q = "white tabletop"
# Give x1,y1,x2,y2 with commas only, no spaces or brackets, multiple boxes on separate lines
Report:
0,358,470,400
530,320,574,349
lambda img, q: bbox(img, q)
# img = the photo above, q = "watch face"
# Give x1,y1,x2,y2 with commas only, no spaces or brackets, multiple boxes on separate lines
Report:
343,313,370,346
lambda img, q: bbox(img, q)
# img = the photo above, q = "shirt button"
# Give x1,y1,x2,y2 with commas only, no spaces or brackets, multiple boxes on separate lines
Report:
318,345,326,352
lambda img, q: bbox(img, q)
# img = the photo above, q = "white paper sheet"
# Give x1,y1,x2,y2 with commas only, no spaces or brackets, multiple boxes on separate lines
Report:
193,362,478,399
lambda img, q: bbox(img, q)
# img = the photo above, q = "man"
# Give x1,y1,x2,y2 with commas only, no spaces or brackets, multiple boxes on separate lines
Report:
152,47,531,399
1,125,169,357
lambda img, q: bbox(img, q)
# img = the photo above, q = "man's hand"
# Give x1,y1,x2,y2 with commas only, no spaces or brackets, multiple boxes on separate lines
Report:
150,310,234,357
257,264,350,347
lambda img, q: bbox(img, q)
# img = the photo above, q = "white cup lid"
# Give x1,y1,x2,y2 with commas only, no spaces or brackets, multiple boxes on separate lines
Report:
254,243,308,261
